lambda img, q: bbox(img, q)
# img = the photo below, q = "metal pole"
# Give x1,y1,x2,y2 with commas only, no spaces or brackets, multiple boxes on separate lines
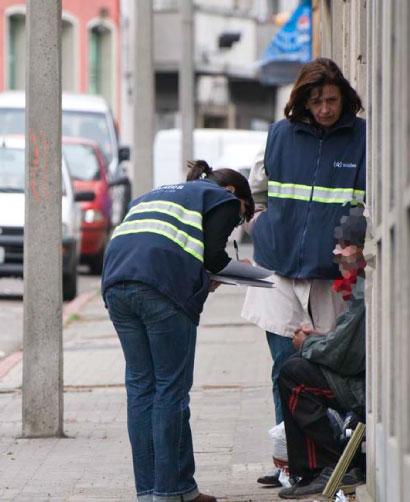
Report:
133,0,154,197
179,0,194,177
23,0,63,437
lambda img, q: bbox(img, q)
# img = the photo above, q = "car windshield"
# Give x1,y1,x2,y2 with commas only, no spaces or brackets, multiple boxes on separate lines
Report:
0,108,113,163
0,108,25,135
62,111,113,163
0,146,25,192
0,144,67,194
63,143,101,181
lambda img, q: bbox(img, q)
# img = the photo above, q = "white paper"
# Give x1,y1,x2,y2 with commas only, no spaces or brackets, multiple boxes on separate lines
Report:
218,260,273,280
208,274,274,288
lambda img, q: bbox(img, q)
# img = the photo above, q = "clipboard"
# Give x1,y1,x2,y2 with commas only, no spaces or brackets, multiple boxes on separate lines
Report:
209,274,275,288
208,260,275,288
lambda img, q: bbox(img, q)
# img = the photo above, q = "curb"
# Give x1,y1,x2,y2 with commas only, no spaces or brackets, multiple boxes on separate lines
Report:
0,289,99,382
63,289,98,326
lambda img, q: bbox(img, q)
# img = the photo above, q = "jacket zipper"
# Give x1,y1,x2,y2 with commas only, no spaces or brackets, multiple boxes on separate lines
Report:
297,138,323,276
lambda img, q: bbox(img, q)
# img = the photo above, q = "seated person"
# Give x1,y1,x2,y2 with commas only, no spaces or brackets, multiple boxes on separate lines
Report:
277,207,367,500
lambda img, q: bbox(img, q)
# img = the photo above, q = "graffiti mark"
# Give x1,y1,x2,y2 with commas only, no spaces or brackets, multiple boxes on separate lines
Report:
29,128,41,203
39,130,50,201
29,128,51,203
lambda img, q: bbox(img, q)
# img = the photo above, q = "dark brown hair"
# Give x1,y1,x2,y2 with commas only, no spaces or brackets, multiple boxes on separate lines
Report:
186,160,255,221
284,58,363,123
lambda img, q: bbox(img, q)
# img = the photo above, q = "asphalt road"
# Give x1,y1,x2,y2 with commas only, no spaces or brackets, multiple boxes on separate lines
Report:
0,266,101,359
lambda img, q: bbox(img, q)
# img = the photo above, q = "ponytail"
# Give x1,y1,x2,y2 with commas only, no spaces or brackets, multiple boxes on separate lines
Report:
186,160,213,181
186,159,255,222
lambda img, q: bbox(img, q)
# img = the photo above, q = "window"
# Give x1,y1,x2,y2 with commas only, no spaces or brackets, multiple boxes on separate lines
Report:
88,24,113,108
62,19,76,92
7,14,26,90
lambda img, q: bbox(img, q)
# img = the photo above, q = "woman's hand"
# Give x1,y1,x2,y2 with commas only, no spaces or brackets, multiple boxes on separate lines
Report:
209,280,221,292
292,328,309,349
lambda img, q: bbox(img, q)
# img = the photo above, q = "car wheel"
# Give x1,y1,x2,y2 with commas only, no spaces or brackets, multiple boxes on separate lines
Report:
63,266,78,301
88,248,105,275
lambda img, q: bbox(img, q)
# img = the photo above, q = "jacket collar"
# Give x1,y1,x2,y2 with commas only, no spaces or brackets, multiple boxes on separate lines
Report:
293,112,357,137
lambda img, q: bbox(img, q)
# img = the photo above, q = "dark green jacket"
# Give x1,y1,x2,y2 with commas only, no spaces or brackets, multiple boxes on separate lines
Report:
300,277,365,417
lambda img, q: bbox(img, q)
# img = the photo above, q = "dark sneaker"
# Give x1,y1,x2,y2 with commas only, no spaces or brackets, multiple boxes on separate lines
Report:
278,477,314,499
257,468,282,487
278,467,364,499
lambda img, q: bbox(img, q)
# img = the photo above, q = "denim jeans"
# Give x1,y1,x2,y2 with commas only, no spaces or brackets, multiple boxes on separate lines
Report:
266,332,296,424
105,282,200,502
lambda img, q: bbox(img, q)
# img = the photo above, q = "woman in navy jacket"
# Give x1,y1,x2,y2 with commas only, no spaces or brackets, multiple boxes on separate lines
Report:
241,58,366,487
102,161,254,502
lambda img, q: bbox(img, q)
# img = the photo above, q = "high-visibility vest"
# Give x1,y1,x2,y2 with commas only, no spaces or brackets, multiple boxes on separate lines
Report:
253,114,366,279
102,179,238,323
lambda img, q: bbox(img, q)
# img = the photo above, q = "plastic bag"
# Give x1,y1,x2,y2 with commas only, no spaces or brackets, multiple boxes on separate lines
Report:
268,421,288,462
335,489,349,501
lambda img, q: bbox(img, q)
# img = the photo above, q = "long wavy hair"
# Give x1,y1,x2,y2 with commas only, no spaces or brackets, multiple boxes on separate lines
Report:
284,58,363,123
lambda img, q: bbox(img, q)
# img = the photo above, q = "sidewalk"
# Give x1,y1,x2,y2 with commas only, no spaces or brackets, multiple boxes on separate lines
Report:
0,282,281,501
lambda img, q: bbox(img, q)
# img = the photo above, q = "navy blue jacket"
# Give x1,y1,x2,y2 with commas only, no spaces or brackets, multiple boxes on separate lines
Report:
253,113,366,279
101,180,238,324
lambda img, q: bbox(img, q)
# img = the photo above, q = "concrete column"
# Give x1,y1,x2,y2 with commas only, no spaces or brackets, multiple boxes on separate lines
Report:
311,0,321,58
120,0,135,148
23,0,63,437
319,0,332,57
179,0,194,176
133,0,154,197
331,1,344,67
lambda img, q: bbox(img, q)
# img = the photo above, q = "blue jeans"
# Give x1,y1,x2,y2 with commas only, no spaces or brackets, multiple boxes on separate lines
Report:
266,332,296,424
105,282,199,502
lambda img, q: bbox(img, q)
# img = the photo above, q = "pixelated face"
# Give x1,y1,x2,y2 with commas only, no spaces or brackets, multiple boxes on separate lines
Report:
333,241,366,278
305,84,343,128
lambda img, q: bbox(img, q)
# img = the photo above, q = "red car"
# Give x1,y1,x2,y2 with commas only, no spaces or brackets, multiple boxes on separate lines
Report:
63,138,112,274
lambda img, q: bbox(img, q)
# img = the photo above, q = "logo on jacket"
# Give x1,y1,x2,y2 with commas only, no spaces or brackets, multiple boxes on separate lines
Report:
333,161,357,169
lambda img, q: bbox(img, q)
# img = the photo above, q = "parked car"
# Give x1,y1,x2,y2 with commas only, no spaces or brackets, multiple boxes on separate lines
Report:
0,91,131,226
0,136,91,300
63,138,112,274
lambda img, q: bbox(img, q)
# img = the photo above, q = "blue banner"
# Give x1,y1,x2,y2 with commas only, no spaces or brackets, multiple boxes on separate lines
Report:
261,0,312,65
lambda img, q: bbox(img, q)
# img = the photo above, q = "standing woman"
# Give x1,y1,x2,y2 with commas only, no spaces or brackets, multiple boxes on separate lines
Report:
101,161,254,502
241,58,366,486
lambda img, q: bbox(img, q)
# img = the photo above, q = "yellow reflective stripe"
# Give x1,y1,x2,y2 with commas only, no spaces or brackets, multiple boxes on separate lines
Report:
126,200,203,230
268,192,311,201
313,187,353,203
268,181,312,201
353,189,365,202
268,181,312,191
111,219,204,262
314,185,355,193
313,186,365,204
267,181,365,204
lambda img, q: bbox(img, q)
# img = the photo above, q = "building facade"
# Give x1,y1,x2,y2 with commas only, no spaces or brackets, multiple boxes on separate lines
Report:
0,0,121,116
120,0,279,143
318,1,409,501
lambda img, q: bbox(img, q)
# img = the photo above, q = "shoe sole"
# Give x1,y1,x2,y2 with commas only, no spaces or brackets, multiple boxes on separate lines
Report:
279,481,364,499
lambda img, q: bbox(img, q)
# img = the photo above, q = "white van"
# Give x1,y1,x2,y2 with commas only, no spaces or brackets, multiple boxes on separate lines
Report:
0,91,131,226
154,128,267,187
154,128,267,242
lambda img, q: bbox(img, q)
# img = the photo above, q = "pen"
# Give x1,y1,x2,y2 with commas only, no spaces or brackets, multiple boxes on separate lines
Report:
234,239,240,261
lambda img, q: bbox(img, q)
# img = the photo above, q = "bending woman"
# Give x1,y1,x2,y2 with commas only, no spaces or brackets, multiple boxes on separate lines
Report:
101,160,254,502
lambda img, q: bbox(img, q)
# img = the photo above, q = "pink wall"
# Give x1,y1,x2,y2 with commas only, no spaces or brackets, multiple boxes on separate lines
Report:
0,0,121,116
